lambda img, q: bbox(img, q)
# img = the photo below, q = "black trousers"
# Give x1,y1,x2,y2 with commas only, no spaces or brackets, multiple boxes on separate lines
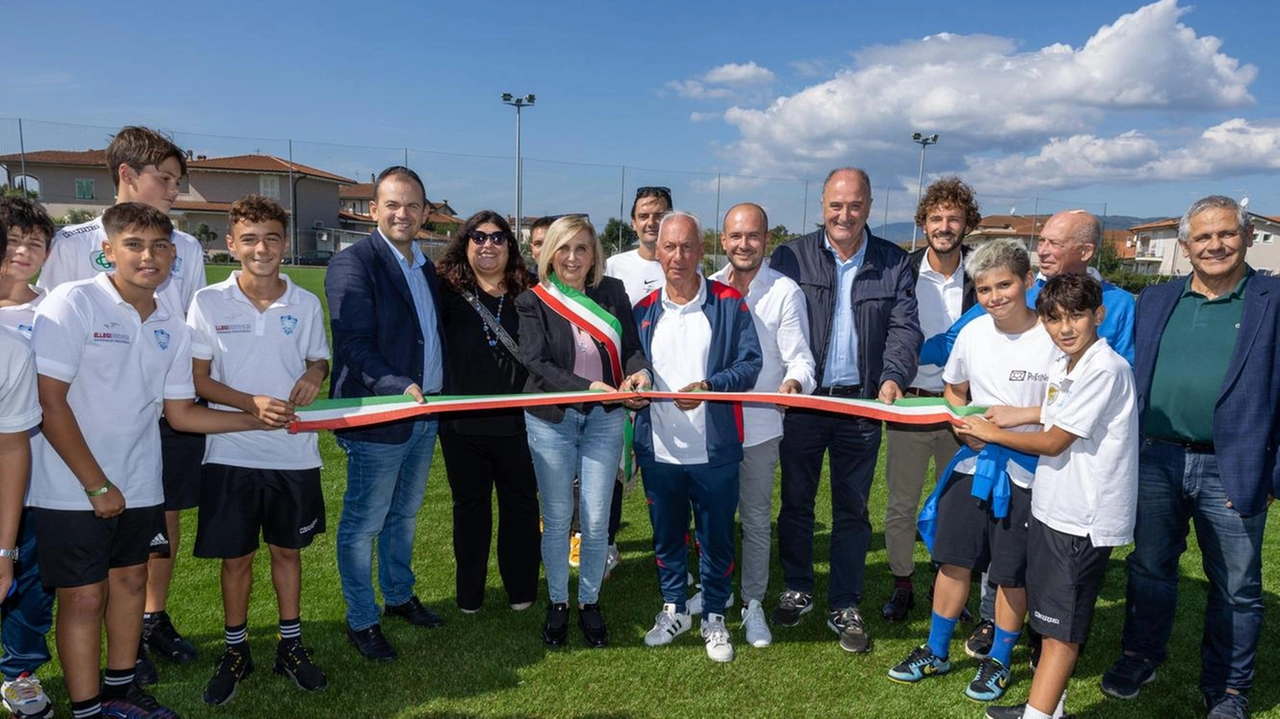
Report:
440,433,541,610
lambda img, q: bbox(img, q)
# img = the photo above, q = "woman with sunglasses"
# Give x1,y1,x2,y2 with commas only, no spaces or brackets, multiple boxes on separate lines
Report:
436,211,541,614
516,215,652,648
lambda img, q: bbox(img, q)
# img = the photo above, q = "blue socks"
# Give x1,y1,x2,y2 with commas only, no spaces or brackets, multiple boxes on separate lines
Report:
991,624,1020,668
927,612,959,659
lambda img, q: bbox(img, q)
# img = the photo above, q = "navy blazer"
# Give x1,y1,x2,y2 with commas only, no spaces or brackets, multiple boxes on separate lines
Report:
325,231,447,444
1135,269,1280,516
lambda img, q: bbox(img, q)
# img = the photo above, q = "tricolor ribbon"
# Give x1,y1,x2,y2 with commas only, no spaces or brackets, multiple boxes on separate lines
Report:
531,276,625,381
290,392,986,433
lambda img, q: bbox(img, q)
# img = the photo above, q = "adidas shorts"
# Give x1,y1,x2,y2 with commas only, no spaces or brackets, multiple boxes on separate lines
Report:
193,464,325,559
32,505,168,589
1025,517,1112,644
930,471,1031,588
160,416,206,511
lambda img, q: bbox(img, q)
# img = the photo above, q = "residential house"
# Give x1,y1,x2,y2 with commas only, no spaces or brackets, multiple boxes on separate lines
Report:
962,214,1044,260
1123,212,1279,276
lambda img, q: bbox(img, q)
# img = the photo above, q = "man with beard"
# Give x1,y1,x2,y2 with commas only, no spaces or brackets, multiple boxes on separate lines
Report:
709,203,816,649
881,178,978,622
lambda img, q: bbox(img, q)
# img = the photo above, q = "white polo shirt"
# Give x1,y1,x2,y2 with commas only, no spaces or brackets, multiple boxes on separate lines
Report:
0,332,41,436
0,286,46,341
649,281,711,465
38,215,206,315
912,250,964,393
1033,339,1138,546
943,314,1057,488
605,250,665,306
30,274,195,510
187,273,330,470
709,263,816,446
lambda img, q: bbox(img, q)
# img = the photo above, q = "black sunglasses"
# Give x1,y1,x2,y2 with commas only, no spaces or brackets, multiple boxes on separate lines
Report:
467,230,512,246
635,186,672,200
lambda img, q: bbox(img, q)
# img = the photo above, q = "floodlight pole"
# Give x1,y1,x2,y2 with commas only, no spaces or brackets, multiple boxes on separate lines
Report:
501,93,536,242
910,132,939,251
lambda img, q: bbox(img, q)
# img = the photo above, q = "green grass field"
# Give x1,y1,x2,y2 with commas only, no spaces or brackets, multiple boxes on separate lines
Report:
33,264,1280,718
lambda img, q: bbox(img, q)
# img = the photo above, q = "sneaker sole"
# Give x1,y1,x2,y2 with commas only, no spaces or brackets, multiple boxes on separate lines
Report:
1,702,54,719
1100,670,1156,701
826,619,873,654
964,644,992,660
887,667,950,684
274,662,327,693
203,669,252,707
965,683,1010,703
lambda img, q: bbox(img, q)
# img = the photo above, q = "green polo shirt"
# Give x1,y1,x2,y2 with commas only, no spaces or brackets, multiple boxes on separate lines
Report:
1144,270,1252,444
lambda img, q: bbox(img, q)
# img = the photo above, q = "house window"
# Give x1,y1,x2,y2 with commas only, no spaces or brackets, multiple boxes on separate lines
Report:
1259,232,1273,244
260,175,280,200
75,178,95,200
9,174,39,198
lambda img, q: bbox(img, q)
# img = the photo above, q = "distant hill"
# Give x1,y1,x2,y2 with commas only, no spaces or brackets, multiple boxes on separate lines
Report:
871,214,1168,244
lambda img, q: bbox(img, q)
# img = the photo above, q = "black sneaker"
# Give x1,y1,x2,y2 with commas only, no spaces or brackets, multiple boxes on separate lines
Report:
384,596,444,628
1205,692,1249,719
542,603,569,647
771,590,813,627
880,583,915,622
102,682,178,718
986,703,1076,719
134,644,158,687
1100,654,1158,700
203,644,253,706
274,639,327,692
828,606,871,653
1028,628,1043,672
965,619,995,660
144,611,197,665
578,603,608,648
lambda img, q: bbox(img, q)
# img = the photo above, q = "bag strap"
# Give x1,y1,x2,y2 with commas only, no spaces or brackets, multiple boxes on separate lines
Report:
460,289,520,358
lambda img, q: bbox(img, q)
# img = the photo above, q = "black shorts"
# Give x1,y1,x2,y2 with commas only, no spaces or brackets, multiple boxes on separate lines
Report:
193,464,325,559
160,416,205,511
1025,517,1112,644
930,471,1031,588
32,505,168,589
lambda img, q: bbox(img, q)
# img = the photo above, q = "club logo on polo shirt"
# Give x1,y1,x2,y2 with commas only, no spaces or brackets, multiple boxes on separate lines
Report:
1008,369,1049,382
280,315,299,336
215,322,252,334
172,255,183,277
154,329,171,350
91,250,114,272
93,322,130,344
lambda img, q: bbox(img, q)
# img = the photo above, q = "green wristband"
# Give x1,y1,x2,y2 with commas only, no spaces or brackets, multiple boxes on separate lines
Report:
85,480,112,498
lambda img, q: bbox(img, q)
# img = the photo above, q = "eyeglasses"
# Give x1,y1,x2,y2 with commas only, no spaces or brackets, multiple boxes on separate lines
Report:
636,186,672,201
468,230,512,246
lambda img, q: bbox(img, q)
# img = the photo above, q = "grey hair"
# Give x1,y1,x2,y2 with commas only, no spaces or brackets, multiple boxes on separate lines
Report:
1062,209,1102,249
658,210,702,240
822,167,873,195
1178,195,1252,243
967,238,1032,282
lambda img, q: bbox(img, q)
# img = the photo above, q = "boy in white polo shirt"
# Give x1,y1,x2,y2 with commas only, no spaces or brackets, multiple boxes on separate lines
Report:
888,238,1057,703
958,273,1138,719
30,203,262,719
186,196,330,706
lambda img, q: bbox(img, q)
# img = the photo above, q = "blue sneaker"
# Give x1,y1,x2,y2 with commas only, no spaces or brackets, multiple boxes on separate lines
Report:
966,657,1011,702
888,645,951,683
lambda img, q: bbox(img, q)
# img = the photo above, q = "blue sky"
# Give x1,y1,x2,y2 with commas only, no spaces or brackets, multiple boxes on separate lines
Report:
3,0,1278,234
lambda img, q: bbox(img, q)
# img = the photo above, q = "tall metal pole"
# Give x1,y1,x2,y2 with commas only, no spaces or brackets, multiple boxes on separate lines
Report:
618,165,626,253
801,179,809,234
288,139,297,259
514,103,522,242
910,133,939,251
17,118,27,194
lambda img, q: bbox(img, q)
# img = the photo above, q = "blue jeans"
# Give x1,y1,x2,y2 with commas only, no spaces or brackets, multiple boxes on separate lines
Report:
526,406,625,606
1,509,53,680
1121,438,1267,696
336,419,439,631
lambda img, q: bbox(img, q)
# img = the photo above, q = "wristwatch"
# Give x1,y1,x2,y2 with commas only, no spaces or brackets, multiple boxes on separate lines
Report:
0,548,18,560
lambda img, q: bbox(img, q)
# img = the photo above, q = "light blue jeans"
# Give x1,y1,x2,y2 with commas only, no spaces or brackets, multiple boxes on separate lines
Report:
526,406,625,606
335,420,439,631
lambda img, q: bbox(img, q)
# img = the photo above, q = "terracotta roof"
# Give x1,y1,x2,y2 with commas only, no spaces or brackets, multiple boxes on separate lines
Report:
188,155,353,184
339,183,375,200
0,149,107,166
1128,218,1177,232
339,210,375,223
972,214,1044,235
173,200,237,213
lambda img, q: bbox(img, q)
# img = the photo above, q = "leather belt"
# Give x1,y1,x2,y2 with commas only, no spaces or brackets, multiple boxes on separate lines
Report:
903,387,942,398
815,385,862,397
1150,436,1215,454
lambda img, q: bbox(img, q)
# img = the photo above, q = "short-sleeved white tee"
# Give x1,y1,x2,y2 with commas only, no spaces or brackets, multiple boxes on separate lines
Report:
0,332,41,435
1033,339,1138,546
38,215,207,315
187,273,330,470
29,274,196,510
0,286,47,341
604,250,665,306
943,314,1057,488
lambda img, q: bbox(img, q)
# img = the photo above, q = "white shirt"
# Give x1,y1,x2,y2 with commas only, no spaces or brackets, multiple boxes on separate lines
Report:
0,331,41,435
912,250,965,392
187,273,330,470
943,314,1057,488
649,281,711,465
604,250,665,306
29,274,195,510
1033,339,1138,546
0,286,47,341
38,215,207,315
709,263,816,446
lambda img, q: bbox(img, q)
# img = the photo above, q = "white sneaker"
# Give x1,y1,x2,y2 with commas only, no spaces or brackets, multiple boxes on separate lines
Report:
644,603,692,646
2,672,52,719
741,599,772,648
604,543,621,577
687,589,735,617
701,613,735,662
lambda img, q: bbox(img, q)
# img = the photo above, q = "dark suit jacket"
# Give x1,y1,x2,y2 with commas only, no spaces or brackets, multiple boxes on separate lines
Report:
1135,269,1280,516
516,276,650,423
908,244,977,313
325,231,447,444
770,229,922,398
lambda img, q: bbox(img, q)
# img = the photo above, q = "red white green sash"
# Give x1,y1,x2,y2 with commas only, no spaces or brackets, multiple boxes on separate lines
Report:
532,275,624,382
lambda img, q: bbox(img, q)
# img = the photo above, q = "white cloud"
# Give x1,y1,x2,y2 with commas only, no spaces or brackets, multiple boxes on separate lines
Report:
689,111,719,123
667,79,732,100
703,61,776,86
668,61,776,102
714,0,1259,194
